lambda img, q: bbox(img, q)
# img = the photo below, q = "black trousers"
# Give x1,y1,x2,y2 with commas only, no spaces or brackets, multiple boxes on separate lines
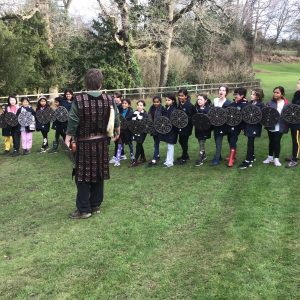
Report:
227,132,239,149
55,128,66,143
179,135,189,159
267,131,283,158
11,127,20,151
135,142,145,160
246,137,255,161
290,128,299,161
76,180,104,213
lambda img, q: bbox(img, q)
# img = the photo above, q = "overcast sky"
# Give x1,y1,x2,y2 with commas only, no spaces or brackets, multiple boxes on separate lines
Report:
68,0,100,21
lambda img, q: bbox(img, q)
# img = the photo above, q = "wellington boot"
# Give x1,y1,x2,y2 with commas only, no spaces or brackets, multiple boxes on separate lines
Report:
228,148,236,167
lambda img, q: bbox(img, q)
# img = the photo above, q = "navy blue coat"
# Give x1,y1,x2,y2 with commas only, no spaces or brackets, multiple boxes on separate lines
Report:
120,107,133,145
35,105,51,132
159,104,178,145
244,101,264,138
289,91,300,130
131,110,148,143
194,105,211,140
148,104,163,136
213,99,231,136
177,101,195,136
227,98,248,135
16,106,35,132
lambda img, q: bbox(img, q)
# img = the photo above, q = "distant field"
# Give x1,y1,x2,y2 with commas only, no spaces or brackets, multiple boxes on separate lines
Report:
253,63,300,100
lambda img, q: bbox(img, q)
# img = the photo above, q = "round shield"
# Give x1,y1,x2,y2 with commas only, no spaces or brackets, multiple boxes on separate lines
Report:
154,116,172,134
261,106,280,127
207,107,227,126
54,106,68,122
36,107,54,124
0,114,7,128
119,115,128,130
192,113,211,131
144,118,156,135
127,119,146,135
4,112,18,127
170,109,188,129
281,104,300,124
226,107,242,127
242,105,262,124
18,111,33,127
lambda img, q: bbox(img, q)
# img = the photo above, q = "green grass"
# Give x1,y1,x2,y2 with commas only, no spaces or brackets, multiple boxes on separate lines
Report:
1,63,300,299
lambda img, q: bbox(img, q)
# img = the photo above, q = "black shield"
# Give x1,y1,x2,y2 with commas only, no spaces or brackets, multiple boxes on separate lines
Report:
170,109,188,129
154,116,172,134
192,113,211,131
36,107,54,124
261,106,280,127
119,114,128,130
4,112,18,127
226,107,242,127
127,119,146,135
0,114,7,128
18,111,33,127
54,106,68,122
242,105,262,124
281,104,300,124
144,118,156,135
208,107,227,126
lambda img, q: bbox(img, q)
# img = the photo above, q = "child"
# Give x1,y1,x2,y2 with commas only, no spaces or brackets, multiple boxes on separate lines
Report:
16,97,35,155
239,89,265,169
286,79,300,168
159,93,178,168
1,104,13,154
211,86,231,166
148,96,163,166
130,100,148,167
176,88,195,165
35,95,51,153
226,87,248,167
263,86,289,167
194,94,212,166
6,95,21,156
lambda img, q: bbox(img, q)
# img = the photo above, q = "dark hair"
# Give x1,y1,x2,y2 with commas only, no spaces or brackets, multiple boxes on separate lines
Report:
7,95,17,106
114,91,122,99
36,97,49,111
54,96,63,103
64,89,74,98
178,88,188,96
252,88,264,102
84,68,103,90
137,99,146,107
195,93,211,107
165,93,177,106
234,87,247,98
122,98,131,106
152,96,162,103
273,86,285,96
21,97,30,103
219,85,229,96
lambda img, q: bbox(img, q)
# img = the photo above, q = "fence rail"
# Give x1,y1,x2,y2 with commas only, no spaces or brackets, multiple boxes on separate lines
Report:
0,79,261,105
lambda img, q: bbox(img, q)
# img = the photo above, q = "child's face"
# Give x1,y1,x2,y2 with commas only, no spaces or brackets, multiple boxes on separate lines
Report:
197,96,206,107
122,101,129,109
9,98,17,106
165,98,173,107
296,80,300,91
234,93,243,102
115,96,122,104
273,88,283,101
251,91,257,101
219,87,227,98
137,102,144,112
178,92,187,104
54,100,60,107
22,100,29,107
40,99,47,107
65,92,73,101
153,98,161,108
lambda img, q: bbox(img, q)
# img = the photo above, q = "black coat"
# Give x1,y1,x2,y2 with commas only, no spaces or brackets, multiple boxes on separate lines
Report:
159,104,178,145
51,100,71,131
35,105,51,132
194,105,211,140
289,90,300,130
265,99,289,133
244,101,264,138
16,106,35,133
177,101,195,136
148,104,163,136
120,107,133,145
131,110,147,143
227,98,248,135
213,99,231,136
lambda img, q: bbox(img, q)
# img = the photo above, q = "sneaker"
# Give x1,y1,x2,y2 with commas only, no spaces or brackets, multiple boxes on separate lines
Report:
174,159,187,165
109,156,117,164
120,155,127,160
263,156,274,164
239,160,252,169
201,152,207,161
252,155,256,162
23,149,30,155
211,159,220,166
129,161,139,167
69,210,92,219
148,160,157,166
12,150,20,157
274,158,282,167
114,161,120,167
91,206,100,214
163,163,173,168
39,148,47,153
286,160,298,168
195,160,203,167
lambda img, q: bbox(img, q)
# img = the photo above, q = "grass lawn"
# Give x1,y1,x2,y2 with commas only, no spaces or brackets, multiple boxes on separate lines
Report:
0,63,299,299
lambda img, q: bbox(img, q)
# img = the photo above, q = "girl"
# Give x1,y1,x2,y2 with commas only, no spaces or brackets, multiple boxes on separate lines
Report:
263,86,289,167
211,86,231,166
35,95,51,153
159,93,178,168
194,94,212,166
239,89,265,169
130,100,148,167
176,88,195,165
16,97,35,155
6,95,20,156
148,96,163,166
1,104,13,154
286,79,300,168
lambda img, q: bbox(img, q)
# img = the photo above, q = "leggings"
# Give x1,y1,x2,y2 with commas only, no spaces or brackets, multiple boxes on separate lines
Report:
290,128,300,161
135,142,145,161
246,137,255,161
267,131,283,158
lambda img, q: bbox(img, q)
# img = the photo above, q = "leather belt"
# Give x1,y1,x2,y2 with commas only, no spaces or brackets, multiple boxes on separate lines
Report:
77,135,107,142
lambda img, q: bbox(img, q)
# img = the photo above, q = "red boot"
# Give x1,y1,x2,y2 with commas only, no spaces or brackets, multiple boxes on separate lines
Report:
228,148,236,167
